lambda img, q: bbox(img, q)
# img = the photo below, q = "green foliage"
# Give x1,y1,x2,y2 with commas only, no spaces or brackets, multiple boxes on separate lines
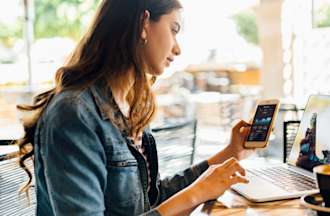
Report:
0,0,98,48
314,5,330,28
34,0,99,40
232,10,259,45
0,21,22,48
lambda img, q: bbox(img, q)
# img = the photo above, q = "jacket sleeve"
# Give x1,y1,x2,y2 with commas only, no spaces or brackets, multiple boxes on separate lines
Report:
137,161,208,215
40,98,107,216
157,160,209,204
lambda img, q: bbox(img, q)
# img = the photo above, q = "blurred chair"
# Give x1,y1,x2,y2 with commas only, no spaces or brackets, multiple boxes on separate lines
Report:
0,150,35,216
152,119,197,177
0,143,18,161
190,92,241,130
283,120,300,163
0,140,14,145
217,94,241,131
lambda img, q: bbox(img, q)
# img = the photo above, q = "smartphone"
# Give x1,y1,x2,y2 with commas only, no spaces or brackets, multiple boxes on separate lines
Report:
244,99,280,148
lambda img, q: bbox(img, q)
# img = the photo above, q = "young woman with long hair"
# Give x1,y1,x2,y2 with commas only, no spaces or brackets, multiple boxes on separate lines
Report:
17,0,253,215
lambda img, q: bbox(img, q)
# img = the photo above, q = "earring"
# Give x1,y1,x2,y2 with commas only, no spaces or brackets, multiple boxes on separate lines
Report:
143,38,148,45
151,75,156,84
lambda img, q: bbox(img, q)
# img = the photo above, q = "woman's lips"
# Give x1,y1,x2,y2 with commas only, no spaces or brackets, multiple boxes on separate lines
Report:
166,57,174,66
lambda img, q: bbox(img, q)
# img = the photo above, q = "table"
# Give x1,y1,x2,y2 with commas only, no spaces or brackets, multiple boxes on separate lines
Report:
190,157,319,215
192,190,317,216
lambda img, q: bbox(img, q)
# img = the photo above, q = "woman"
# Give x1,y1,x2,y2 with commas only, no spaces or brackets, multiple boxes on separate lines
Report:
18,0,252,215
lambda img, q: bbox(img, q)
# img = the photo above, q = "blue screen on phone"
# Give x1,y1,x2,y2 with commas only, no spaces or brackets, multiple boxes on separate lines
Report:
247,104,277,142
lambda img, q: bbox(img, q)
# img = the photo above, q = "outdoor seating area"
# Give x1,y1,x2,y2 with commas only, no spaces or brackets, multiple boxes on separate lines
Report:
1,0,330,215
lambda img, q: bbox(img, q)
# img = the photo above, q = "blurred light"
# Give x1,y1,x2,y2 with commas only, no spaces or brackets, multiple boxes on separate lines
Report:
284,80,292,95
0,0,22,24
283,50,292,64
232,63,247,72
283,65,292,80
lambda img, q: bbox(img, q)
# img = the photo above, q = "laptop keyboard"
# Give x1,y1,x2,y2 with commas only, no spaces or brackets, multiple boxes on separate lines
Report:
247,166,317,192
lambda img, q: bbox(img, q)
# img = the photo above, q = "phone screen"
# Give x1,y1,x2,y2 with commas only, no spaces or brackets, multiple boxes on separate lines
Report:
247,104,277,142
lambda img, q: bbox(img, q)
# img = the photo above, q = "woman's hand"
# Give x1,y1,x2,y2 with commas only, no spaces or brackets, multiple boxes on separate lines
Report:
208,120,255,165
157,121,252,215
226,120,255,160
157,158,248,216
189,157,249,203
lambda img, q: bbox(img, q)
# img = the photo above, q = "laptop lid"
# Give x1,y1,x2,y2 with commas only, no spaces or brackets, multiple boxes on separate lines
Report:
287,95,330,172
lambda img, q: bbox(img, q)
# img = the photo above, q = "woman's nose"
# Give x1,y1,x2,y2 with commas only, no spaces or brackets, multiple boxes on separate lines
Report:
173,40,181,56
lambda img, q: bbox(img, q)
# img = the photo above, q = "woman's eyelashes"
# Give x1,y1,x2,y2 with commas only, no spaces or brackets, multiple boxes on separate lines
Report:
171,23,180,34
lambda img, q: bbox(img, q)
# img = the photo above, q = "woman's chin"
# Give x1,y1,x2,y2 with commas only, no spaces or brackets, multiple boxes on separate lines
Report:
146,70,163,77
153,68,165,76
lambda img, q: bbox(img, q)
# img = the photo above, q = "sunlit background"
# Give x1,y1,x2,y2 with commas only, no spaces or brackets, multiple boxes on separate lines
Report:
2,0,330,161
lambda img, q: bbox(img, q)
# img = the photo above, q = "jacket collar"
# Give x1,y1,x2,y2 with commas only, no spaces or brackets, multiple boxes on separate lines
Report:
90,80,112,121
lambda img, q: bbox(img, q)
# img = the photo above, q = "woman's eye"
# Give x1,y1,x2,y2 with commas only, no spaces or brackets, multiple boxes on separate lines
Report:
171,23,181,34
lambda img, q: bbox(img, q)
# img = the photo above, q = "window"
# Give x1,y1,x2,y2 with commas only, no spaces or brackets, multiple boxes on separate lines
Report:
0,0,25,86
32,0,99,85
0,0,99,140
313,0,330,28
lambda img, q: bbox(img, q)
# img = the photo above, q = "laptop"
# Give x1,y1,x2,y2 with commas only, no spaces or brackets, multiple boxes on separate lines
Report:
232,95,330,202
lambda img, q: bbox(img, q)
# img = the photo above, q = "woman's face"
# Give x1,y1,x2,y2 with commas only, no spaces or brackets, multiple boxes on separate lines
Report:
142,9,182,76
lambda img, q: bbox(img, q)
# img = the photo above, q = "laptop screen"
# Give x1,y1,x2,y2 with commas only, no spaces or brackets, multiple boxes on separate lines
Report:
288,95,330,172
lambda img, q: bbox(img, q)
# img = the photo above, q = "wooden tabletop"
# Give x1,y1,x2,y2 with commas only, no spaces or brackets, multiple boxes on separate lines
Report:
192,190,317,216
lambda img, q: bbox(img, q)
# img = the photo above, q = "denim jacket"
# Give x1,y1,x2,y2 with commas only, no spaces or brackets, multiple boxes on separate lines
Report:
33,81,209,216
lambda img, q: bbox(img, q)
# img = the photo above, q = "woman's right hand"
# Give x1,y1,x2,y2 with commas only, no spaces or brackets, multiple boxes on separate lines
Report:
189,157,249,203
156,158,249,216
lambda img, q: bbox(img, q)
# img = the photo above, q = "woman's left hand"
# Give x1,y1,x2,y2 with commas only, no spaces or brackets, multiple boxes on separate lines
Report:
226,120,254,160
208,120,255,165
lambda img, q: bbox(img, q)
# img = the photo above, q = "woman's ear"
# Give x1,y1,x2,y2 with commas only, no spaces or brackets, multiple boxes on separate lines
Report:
141,10,150,40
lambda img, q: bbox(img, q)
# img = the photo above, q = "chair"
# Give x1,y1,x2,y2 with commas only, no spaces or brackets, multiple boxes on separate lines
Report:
283,120,300,163
264,103,301,159
151,119,197,177
0,140,15,145
0,156,36,216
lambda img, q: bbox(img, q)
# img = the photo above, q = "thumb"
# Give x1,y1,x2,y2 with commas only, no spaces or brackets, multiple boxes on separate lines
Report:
231,175,249,185
233,120,250,132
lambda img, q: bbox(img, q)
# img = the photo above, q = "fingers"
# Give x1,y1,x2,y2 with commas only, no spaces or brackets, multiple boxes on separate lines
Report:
221,158,246,176
227,160,246,176
233,120,251,132
226,160,249,185
210,158,249,191
222,157,237,168
231,175,249,184
242,126,251,135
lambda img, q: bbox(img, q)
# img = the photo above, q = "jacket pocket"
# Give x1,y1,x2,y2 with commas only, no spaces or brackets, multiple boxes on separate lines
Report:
108,159,138,168
106,159,143,207
104,137,143,206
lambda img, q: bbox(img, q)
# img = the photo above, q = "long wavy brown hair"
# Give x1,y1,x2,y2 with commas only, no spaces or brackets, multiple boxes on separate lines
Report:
17,0,182,194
